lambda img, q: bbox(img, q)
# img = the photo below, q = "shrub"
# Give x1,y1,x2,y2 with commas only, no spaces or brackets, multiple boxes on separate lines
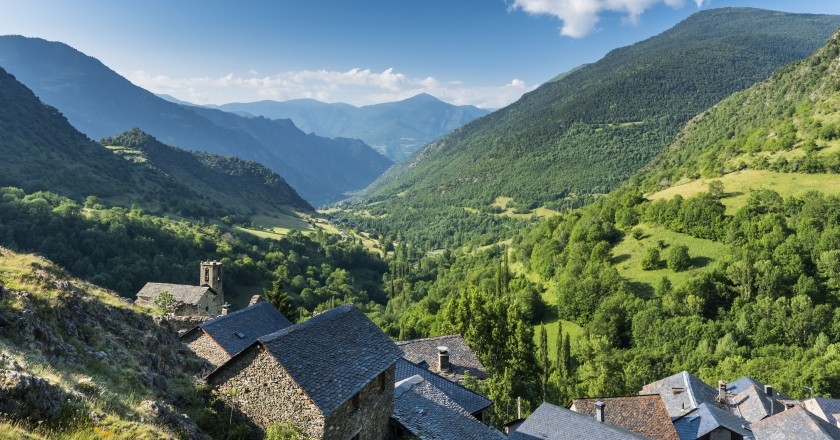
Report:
641,247,662,270
667,244,692,272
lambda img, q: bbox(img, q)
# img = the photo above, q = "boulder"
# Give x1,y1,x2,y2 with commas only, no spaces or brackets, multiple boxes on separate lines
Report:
0,369,78,422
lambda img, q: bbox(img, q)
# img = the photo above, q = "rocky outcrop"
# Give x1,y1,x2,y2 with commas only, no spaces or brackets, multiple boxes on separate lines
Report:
140,400,210,440
0,369,81,422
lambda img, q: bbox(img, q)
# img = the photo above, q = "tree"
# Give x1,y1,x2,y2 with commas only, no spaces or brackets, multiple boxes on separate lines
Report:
265,279,295,321
641,247,662,270
154,291,177,315
708,180,725,199
667,244,691,272
537,325,551,401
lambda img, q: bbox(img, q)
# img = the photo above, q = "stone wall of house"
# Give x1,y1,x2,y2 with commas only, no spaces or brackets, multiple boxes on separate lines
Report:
324,364,395,440
209,346,326,439
182,331,230,368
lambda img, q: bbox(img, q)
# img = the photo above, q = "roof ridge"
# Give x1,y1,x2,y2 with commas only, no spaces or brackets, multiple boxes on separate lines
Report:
395,334,463,345
683,371,699,409
398,358,491,410
260,303,354,342
199,300,269,327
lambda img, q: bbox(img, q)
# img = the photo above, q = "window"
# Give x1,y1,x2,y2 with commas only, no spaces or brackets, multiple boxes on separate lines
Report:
377,371,386,392
204,267,209,283
351,393,360,412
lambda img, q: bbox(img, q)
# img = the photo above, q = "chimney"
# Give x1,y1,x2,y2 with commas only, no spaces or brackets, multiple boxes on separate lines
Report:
221,302,230,316
248,295,264,306
437,346,450,373
765,385,774,397
595,400,605,423
718,380,727,402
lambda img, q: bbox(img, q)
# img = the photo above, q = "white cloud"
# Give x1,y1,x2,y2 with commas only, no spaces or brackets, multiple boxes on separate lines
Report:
123,67,537,109
510,0,709,38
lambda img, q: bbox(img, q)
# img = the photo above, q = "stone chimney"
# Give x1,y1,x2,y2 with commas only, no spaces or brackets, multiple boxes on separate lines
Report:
437,346,450,373
718,380,727,402
248,295,264,306
765,385,774,397
221,302,230,316
595,400,605,423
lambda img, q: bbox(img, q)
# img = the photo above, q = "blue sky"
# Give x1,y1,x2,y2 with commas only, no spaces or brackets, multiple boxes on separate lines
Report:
2,0,840,108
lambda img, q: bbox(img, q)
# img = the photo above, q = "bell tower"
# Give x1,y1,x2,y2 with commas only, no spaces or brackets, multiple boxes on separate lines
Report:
200,261,223,295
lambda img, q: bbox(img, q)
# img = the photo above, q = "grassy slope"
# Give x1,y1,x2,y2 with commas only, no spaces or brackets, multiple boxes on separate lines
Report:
0,249,209,439
648,170,840,214
611,223,730,295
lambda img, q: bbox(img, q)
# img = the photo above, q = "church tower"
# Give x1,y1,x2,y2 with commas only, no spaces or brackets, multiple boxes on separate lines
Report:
200,261,224,295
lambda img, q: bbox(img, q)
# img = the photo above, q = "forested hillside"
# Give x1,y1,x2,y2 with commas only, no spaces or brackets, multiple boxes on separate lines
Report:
217,93,490,162
0,35,392,205
350,8,840,248
0,66,308,221
354,25,840,424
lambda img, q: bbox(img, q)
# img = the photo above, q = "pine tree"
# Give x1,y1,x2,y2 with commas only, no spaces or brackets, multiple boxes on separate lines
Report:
538,324,551,401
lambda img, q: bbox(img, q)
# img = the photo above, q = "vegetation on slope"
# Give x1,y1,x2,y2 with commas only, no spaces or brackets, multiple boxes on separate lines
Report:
0,66,310,221
0,36,392,205
349,8,840,248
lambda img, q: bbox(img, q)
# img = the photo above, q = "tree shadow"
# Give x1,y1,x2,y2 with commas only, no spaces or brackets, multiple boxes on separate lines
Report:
611,254,631,265
628,281,655,299
691,256,713,269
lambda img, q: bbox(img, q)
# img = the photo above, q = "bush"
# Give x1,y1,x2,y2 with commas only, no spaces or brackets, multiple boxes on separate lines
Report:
641,247,662,270
667,244,692,272
266,422,305,440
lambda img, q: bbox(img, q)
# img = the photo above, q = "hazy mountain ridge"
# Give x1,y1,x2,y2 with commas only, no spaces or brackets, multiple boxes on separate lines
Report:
362,8,840,214
0,65,310,219
216,93,490,162
0,35,391,205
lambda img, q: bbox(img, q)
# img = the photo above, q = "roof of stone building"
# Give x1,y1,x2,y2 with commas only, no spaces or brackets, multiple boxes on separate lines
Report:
673,402,753,440
570,395,679,440
395,358,491,416
180,301,293,356
804,398,840,426
391,375,506,440
508,402,647,440
396,334,486,382
731,385,785,423
136,282,213,305
727,376,792,400
259,303,402,416
640,371,724,418
751,406,840,440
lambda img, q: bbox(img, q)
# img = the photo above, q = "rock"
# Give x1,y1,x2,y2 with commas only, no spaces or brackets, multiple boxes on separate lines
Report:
140,400,210,440
0,369,78,422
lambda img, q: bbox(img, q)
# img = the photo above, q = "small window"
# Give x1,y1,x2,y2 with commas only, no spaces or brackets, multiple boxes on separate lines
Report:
377,371,386,392
204,267,210,283
351,393,360,412
235,331,246,339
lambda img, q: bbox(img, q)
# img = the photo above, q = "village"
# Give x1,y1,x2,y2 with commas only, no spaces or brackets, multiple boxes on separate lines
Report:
133,262,840,440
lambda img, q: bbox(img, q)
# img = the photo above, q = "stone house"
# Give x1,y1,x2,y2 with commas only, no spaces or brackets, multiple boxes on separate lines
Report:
508,402,647,440
207,303,402,440
396,335,486,384
135,261,225,317
390,374,506,440
569,395,679,440
179,299,292,369
395,358,491,422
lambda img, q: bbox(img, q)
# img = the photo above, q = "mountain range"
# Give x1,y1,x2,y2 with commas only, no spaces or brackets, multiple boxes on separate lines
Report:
361,8,840,219
0,65,310,218
0,35,392,205
211,94,490,162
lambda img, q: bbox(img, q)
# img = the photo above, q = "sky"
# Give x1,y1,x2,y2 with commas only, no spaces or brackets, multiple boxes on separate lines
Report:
2,0,840,108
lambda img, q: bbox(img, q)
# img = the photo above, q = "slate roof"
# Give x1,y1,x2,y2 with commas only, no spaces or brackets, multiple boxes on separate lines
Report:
181,301,293,356
673,402,753,440
508,402,648,440
391,375,506,440
136,282,213,305
731,385,784,423
396,335,486,382
804,398,840,427
640,371,724,418
259,304,402,416
727,376,792,401
570,395,679,440
750,406,840,440
395,358,492,416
